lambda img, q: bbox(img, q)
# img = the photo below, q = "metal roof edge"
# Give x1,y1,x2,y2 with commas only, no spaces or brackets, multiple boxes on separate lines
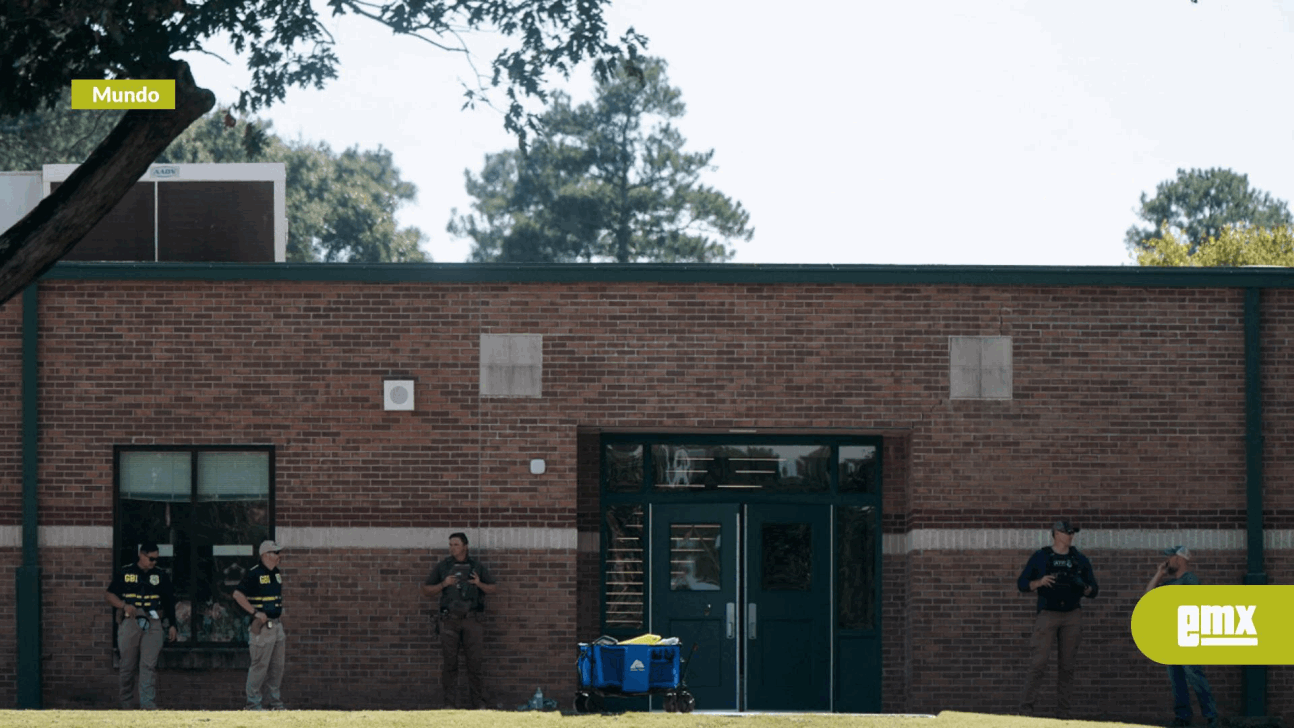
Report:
38,261,1294,288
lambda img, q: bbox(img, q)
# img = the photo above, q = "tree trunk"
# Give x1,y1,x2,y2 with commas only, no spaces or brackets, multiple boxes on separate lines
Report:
0,60,215,306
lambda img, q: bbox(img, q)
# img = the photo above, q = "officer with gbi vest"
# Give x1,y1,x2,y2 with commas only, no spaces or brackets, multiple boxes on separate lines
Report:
422,532,499,709
233,540,287,710
104,541,178,710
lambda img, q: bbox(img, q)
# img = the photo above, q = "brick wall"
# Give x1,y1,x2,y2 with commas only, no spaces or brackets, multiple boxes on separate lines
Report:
1262,290,1294,526
0,277,1290,719
33,546,572,710
29,281,1253,532
1,294,22,524
0,549,16,704
0,295,22,708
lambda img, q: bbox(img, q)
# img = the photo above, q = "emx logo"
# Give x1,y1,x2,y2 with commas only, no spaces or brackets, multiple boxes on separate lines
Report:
1177,604,1257,647
1133,585,1294,664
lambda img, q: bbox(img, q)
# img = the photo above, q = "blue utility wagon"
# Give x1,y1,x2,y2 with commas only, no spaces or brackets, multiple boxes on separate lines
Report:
575,641,696,713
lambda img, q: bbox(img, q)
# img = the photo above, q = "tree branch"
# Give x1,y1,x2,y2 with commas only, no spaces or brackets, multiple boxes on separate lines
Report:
0,60,215,306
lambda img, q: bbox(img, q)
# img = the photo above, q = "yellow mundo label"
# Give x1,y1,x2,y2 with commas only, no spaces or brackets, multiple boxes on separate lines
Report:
71,80,175,109
1132,585,1294,664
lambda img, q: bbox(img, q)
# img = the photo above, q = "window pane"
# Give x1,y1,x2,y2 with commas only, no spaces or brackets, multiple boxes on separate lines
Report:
604,506,644,630
116,499,195,642
837,506,877,630
198,451,269,501
604,444,644,493
652,444,830,492
116,447,273,647
670,524,722,591
839,446,878,494
121,452,190,502
194,547,257,644
192,497,269,644
762,523,812,591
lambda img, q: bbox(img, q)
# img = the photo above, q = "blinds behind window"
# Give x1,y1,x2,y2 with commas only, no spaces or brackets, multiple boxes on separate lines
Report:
197,452,269,501
120,452,191,502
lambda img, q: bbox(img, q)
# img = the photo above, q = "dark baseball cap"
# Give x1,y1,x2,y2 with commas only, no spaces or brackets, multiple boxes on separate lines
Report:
1051,520,1081,534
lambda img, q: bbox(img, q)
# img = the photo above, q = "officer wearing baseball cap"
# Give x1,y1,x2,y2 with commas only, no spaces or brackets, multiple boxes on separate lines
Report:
104,541,178,709
1016,519,1100,719
234,539,286,710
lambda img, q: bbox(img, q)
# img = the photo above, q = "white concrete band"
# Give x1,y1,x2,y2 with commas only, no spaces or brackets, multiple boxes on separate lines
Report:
5,526,1294,554
882,528,1294,554
276,526,576,551
0,526,579,550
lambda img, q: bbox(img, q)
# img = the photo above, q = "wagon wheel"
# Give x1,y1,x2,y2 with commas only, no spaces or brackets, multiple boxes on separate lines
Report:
677,690,695,713
662,691,678,713
574,692,591,714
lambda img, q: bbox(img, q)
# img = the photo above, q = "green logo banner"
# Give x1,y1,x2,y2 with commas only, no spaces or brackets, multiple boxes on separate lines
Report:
71,80,175,109
1132,585,1294,664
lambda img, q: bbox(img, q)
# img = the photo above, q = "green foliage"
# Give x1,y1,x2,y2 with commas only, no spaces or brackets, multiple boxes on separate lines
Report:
0,90,123,170
0,0,644,139
0,0,643,306
1136,224,1294,267
450,57,751,263
1126,168,1293,255
0,104,427,262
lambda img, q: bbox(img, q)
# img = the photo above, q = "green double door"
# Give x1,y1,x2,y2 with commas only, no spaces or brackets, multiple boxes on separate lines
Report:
651,503,832,711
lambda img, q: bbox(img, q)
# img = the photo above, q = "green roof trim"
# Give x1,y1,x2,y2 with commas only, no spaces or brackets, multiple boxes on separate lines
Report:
39,261,1294,287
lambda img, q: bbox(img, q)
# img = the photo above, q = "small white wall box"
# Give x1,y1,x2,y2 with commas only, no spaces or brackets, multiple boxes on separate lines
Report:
383,380,415,411
530,459,546,475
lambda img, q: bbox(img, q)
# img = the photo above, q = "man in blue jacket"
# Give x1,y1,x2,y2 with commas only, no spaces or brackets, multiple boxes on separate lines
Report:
1016,519,1099,719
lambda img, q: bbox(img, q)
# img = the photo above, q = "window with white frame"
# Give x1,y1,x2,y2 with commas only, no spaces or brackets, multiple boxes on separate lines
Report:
114,446,273,646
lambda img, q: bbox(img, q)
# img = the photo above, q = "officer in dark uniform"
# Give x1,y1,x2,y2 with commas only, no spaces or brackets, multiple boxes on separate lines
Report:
104,540,178,710
233,539,286,710
422,532,498,709
1016,519,1100,718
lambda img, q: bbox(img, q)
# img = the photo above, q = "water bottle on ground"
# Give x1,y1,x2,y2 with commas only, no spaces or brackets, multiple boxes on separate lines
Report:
531,687,544,710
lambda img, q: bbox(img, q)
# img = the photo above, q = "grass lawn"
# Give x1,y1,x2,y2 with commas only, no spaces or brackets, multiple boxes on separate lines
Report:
0,710,1160,728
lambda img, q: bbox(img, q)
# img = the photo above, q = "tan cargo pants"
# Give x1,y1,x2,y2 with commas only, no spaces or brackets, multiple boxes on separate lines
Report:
245,620,287,710
117,614,165,709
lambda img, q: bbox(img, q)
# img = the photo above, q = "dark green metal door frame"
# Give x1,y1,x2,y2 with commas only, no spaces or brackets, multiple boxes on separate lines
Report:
599,433,883,712
1243,288,1266,717
18,283,42,709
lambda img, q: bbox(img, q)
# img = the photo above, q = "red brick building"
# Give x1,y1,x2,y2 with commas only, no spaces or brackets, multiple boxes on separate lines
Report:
2,262,1291,722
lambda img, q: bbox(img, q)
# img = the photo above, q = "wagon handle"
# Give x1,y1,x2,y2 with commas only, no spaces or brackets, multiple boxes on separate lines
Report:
678,642,699,687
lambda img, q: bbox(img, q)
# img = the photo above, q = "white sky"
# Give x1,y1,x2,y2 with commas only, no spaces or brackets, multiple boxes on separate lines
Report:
180,0,1294,265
